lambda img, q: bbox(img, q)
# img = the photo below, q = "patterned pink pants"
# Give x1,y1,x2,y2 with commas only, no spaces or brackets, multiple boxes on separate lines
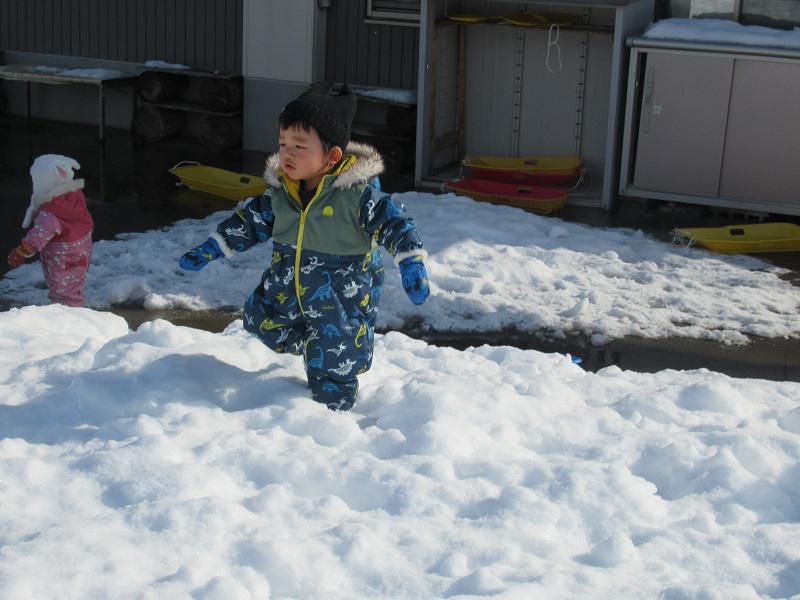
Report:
40,233,93,307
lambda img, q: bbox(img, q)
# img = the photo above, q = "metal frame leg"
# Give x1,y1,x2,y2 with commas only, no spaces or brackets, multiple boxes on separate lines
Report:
99,85,105,142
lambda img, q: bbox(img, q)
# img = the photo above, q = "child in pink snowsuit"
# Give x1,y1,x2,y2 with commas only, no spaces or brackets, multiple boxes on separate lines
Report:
7,154,94,307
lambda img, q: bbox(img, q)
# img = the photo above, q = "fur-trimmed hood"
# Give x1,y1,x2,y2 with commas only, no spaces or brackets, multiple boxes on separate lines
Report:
263,141,384,190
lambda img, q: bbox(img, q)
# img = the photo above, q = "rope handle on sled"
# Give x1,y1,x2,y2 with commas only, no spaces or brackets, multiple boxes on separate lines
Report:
671,229,697,248
568,167,587,192
169,161,202,187
170,160,201,170
439,163,467,193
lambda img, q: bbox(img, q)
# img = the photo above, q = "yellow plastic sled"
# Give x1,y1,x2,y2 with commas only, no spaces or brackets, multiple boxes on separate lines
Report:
462,155,582,185
448,14,491,24
673,223,800,254
169,161,266,202
500,12,577,27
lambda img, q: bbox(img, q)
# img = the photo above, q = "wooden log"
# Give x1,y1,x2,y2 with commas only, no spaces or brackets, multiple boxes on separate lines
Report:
133,105,186,141
198,115,243,148
198,77,243,112
137,71,187,103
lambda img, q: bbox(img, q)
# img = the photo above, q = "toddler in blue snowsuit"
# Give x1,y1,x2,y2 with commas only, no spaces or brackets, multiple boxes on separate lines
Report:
179,83,429,411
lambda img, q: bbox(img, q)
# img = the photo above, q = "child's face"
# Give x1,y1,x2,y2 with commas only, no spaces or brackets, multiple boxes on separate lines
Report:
278,125,339,184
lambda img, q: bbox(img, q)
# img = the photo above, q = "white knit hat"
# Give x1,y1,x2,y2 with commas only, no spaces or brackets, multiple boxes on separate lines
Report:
23,154,84,228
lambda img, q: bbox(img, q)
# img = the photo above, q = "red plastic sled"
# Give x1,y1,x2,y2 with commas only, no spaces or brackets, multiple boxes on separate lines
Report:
445,177,569,214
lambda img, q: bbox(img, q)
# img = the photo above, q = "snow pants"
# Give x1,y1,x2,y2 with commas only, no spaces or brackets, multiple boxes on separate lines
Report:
243,244,383,411
40,233,93,307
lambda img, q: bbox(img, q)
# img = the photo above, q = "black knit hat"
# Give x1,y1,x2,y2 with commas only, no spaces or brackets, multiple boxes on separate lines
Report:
279,82,358,150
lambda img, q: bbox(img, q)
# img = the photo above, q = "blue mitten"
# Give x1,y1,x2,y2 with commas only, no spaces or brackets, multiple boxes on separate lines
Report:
399,256,430,305
179,238,223,271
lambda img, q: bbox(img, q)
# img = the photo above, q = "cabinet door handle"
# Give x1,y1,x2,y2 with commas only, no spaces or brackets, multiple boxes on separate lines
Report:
641,67,654,134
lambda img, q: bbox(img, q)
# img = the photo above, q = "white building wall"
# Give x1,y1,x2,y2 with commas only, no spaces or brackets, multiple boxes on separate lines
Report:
241,0,325,150
243,0,321,82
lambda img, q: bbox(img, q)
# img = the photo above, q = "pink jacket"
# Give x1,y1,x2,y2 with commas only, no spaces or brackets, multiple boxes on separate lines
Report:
22,189,94,250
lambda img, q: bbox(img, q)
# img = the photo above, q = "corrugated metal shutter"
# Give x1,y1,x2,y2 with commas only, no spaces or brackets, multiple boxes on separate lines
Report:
0,0,242,73
325,0,418,90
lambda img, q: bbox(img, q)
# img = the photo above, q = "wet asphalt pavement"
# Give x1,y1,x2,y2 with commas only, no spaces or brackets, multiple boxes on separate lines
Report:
1,115,799,382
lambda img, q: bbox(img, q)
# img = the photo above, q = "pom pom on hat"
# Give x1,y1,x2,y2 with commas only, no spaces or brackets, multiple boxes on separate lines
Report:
279,82,358,150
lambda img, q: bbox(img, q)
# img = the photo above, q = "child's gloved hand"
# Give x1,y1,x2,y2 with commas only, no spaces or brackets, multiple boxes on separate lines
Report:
7,242,35,269
399,256,430,305
179,238,223,271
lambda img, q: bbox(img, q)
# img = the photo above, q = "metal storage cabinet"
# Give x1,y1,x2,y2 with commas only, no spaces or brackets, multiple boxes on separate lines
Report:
720,58,800,206
620,38,800,216
632,52,732,196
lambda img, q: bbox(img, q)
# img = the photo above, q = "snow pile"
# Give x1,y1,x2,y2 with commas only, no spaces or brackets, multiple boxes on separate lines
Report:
355,87,417,105
1,305,799,598
645,18,800,50
144,60,192,70
30,65,129,79
3,192,799,344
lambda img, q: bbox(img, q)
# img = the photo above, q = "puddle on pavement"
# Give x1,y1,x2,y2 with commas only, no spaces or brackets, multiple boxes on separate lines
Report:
108,306,240,333
3,117,799,382
413,329,799,383
110,308,800,384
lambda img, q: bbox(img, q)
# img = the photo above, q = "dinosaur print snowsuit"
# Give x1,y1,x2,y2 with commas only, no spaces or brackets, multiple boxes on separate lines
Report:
211,142,424,411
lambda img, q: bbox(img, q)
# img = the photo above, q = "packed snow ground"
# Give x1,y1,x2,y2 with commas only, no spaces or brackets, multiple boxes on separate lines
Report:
1,305,799,599
2,191,799,345
4,16,800,599
644,17,800,50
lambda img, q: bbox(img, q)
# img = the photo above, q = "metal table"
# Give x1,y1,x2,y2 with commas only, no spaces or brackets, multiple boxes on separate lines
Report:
0,64,137,142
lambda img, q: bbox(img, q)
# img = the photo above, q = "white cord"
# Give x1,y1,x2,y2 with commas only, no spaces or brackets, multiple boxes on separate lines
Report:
568,167,586,192
546,23,562,74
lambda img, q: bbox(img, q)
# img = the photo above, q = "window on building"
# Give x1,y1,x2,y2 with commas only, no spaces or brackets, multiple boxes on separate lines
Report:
366,0,421,25
689,0,736,19
671,0,800,28
740,0,800,28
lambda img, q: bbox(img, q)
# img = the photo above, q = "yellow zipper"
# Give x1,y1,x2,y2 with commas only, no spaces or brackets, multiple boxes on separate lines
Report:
294,211,307,312
285,155,356,315
294,179,326,314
